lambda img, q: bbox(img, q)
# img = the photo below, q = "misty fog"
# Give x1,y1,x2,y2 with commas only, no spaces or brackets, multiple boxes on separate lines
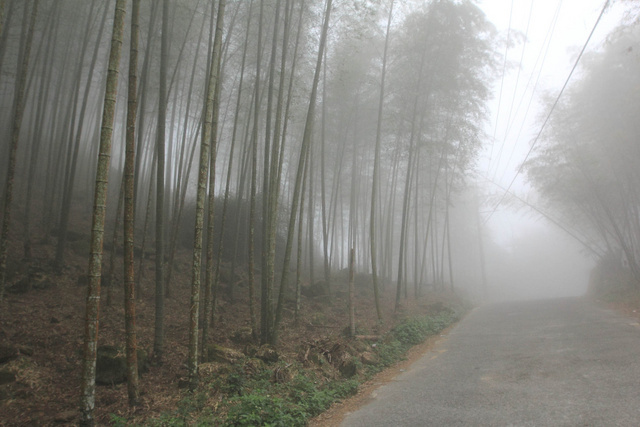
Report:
1,0,632,311
484,220,592,301
1,0,640,423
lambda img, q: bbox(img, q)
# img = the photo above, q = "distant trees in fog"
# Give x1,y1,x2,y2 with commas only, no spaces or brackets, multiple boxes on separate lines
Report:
526,18,640,284
0,0,498,422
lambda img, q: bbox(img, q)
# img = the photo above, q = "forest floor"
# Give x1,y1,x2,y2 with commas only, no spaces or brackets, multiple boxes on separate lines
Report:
0,222,467,426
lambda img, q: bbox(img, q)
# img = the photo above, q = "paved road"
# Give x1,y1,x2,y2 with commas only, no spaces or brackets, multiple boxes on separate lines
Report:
342,298,640,426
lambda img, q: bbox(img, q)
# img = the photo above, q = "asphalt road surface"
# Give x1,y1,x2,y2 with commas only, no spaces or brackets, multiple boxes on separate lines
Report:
342,297,640,426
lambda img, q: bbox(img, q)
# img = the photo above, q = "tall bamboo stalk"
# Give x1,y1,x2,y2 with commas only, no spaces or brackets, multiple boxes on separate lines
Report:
189,0,226,390
123,0,140,407
80,1,126,424
0,0,38,300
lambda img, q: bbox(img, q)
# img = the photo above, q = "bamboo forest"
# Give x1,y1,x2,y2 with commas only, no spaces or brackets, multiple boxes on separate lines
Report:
1,0,640,425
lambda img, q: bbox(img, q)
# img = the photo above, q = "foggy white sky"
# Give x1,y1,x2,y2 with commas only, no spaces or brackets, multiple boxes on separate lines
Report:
478,0,625,192
471,0,631,298
476,0,627,240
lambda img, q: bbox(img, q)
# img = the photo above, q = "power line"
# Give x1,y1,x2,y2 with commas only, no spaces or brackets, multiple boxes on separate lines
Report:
476,174,604,257
500,0,562,185
486,0,514,176
499,0,564,184
491,0,534,181
483,0,611,225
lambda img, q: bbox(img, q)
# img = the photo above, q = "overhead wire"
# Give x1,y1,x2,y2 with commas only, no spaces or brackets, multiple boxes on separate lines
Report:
475,173,604,257
499,0,563,184
486,0,514,176
483,0,611,225
491,0,534,182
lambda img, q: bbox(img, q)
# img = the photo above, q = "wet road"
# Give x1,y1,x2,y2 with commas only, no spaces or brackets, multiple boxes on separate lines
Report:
342,298,640,426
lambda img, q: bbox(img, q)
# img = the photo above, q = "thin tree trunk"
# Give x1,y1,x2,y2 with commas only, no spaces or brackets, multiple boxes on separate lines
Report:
80,2,126,425
264,0,296,348
434,203,442,288
307,142,316,287
136,150,156,298
384,140,403,283
439,203,447,288
474,189,488,298
165,4,208,294
275,0,304,203
0,0,5,40
320,48,331,288
327,122,348,276
275,0,305,324
0,0,38,300
189,0,226,389
123,0,140,406
295,158,308,326
432,204,439,287
23,4,59,260
242,9,259,337
443,154,456,292
445,199,454,291
395,133,417,311
154,0,169,363
106,178,125,306
230,80,254,275
214,0,252,304
348,109,359,274
273,0,333,344
394,44,429,309
40,37,73,237
133,1,159,219
0,0,14,79
248,95,259,340
203,0,226,360
251,0,268,344
163,79,179,296
55,0,105,270
259,0,282,346
348,248,355,337
165,130,198,295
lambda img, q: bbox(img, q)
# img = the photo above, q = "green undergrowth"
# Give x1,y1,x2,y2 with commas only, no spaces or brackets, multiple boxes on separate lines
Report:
222,374,359,427
111,309,461,426
373,310,458,370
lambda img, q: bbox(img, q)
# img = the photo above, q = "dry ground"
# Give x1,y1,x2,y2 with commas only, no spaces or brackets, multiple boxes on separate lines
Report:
0,224,463,426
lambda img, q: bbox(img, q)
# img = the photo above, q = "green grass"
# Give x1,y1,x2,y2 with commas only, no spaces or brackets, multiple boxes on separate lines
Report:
370,309,459,371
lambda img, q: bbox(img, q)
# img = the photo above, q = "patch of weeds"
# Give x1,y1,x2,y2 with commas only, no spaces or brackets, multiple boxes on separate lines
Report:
328,378,359,399
143,391,214,427
109,414,131,427
224,393,307,427
393,319,431,346
222,369,360,426
370,310,459,372
429,310,458,333
393,310,458,346
373,340,405,368
176,391,208,420
225,370,247,395
208,361,271,397
293,377,358,417
288,374,334,416
145,410,218,427
214,365,248,396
